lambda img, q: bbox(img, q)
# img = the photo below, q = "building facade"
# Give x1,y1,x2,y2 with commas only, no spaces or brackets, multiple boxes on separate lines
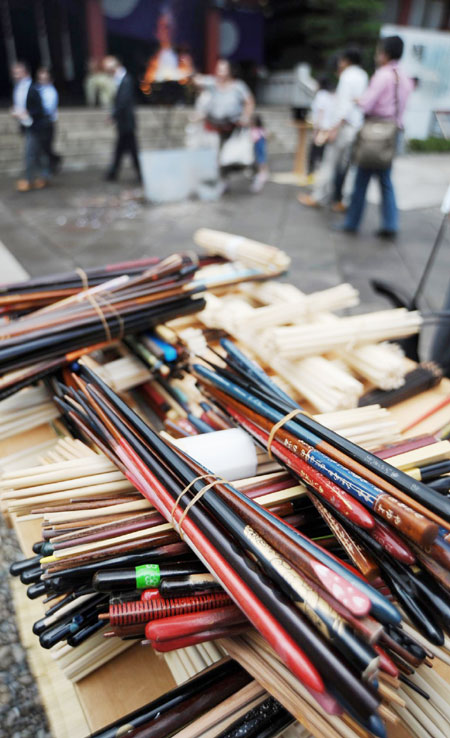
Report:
0,0,267,103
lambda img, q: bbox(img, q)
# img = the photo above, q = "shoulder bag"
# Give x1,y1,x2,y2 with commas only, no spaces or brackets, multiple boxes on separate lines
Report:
353,70,399,170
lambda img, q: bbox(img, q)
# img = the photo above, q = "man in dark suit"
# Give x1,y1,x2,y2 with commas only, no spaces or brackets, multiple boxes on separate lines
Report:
10,61,50,191
103,56,142,182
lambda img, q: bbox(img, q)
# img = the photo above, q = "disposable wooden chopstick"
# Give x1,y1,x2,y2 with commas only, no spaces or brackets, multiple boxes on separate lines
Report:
400,681,449,731
401,396,450,434
413,668,450,722
399,690,447,738
40,499,152,524
2,475,134,500
63,639,133,682
0,439,58,473
6,485,137,513
267,310,422,360
222,635,355,738
171,682,266,738
50,628,109,664
192,697,266,738
387,441,450,470
377,683,405,708
339,343,407,391
194,228,291,273
47,510,159,543
1,454,111,481
0,461,119,487
46,522,173,559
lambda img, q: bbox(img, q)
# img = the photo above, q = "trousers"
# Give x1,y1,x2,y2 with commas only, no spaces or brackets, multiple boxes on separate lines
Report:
308,142,325,175
25,128,49,182
312,124,356,204
344,166,398,233
108,130,141,180
39,123,61,173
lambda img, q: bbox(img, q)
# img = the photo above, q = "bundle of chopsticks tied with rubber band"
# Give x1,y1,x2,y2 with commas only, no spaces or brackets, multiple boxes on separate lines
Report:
3,229,450,738
0,232,291,401
0,252,205,399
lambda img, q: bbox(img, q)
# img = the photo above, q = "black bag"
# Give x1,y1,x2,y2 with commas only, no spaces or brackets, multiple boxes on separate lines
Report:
354,70,399,170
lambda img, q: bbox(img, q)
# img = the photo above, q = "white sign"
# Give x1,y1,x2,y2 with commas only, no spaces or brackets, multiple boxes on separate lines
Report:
381,24,450,140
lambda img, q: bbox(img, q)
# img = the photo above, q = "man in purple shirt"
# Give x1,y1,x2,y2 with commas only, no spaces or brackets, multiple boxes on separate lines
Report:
341,35,413,239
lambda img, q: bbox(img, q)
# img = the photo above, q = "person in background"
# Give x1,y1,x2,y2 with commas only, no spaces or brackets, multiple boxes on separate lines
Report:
340,35,413,239
196,59,254,144
36,67,62,174
103,56,142,183
250,114,269,193
307,77,335,181
10,61,49,192
195,59,255,192
298,48,368,212
84,58,115,107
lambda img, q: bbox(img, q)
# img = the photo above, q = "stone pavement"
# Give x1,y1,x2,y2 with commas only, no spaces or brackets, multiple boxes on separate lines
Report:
0,153,449,356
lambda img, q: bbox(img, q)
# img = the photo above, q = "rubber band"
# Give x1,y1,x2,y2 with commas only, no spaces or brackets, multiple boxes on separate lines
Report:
170,474,214,531
177,478,228,537
186,250,199,269
267,408,305,460
74,268,125,342
75,268,89,291
96,292,125,341
74,285,125,344
75,268,114,341
83,292,113,343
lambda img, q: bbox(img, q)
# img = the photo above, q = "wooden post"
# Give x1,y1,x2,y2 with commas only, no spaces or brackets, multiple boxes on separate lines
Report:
85,0,107,63
293,122,310,178
269,120,312,186
397,0,413,24
0,0,17,67
205,7,220,74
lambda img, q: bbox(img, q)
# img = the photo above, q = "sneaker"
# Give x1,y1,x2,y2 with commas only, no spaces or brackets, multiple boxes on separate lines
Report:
51,155,63,175
376,229,397,240
331,201,347,213
217,179,229,197
33,178,48,190
16,179,32,192
297,193,320,208
331,222,357,234
250,171,269,193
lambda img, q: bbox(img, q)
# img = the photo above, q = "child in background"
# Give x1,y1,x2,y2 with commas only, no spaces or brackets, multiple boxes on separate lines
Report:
308,77,335,181
250,114,269,193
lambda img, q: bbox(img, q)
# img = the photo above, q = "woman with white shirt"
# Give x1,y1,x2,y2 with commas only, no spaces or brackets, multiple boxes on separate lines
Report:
307,77,335,178
195,59,255,194
299,48,368,211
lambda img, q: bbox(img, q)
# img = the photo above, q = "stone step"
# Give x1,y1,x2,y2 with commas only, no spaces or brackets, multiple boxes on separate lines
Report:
0,105,296,174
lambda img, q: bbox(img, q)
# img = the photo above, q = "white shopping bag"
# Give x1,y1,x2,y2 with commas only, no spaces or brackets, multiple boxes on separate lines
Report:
220,127,255,168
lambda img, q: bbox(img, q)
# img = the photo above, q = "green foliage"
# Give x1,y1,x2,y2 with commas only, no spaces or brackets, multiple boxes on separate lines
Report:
301,0,384,71
408,137,450,152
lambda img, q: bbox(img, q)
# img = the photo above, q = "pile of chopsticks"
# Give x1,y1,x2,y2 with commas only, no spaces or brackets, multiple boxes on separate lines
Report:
41,362,414,734
6,338,450,736
0,253,205,400
0,257,161,315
